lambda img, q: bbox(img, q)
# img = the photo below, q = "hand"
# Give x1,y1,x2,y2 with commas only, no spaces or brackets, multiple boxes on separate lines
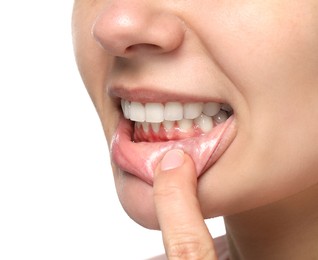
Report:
153,149,218,259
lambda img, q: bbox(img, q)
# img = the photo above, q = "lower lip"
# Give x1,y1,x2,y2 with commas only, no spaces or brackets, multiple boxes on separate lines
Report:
110,115,237,185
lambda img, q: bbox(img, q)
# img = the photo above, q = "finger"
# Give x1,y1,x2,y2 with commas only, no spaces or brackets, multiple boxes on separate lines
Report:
153,149,217,259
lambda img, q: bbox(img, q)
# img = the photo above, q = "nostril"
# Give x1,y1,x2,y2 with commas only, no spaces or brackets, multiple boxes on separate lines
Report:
126,43,163,54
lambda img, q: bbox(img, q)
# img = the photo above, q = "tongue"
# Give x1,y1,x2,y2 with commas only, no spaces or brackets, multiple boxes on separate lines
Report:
111,117,233,185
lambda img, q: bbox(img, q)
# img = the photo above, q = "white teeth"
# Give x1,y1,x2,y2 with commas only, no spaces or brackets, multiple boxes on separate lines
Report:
163,120,174,131
177,119,193,131
142,122,149,132
151,123,161,133
130,102,145,122
145,103,164,123
121,99,125,116
213,110,228,124
121,99,232,133
194,114,213,133
121,99,131,119
202,102,221,117
164,102,183,121
183,102,203,119
136,122,142,129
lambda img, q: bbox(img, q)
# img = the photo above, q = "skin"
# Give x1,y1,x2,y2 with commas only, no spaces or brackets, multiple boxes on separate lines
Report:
154,150,217,259
72,0,318,258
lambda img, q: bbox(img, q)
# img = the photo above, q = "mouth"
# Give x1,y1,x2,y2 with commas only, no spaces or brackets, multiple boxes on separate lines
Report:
110,98,236,185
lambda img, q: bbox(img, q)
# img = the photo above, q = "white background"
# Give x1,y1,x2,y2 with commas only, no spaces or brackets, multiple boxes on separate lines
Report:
0,1,225,259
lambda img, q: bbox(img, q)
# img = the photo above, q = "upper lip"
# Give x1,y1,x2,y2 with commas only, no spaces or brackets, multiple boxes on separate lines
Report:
108,85,227,104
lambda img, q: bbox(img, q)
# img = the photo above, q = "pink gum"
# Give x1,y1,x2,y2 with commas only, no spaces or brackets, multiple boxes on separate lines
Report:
133,122,209,142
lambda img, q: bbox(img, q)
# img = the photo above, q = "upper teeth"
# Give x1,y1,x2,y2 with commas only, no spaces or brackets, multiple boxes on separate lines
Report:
121,99,228,123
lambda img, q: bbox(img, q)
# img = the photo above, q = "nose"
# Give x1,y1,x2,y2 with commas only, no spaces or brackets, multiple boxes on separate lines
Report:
92,2,185,57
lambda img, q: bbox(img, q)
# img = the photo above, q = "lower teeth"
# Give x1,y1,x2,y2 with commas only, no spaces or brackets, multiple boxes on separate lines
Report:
135,109,231,136
214,110,229,124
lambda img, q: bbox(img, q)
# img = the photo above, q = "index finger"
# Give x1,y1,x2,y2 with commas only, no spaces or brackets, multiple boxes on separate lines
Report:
153,149,217,259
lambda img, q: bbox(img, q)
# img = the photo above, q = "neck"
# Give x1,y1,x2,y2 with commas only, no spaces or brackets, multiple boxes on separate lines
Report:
224,184,318,260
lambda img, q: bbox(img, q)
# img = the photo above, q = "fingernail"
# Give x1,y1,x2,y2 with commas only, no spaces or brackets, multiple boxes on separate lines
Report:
161,149,185,171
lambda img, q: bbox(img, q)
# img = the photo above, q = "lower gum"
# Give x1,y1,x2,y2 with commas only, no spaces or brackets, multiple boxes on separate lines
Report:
134,122,209,142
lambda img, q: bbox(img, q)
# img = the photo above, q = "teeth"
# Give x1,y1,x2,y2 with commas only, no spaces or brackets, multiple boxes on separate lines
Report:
151,123,161,133
121,99,232,133
177,119,193,131
164,102,183,121
202,102,221,117
121,99,131,119
183,102,203,119
221,103,233,113
136,122,142,129
142,122,149,132
163,120,174,131
213,110,229,124
145,103,164,123
194,114,213,133
130,102,145,122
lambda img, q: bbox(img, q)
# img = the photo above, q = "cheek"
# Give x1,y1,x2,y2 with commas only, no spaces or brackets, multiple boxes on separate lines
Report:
72,3,109,110
198,128,318,218
72,3,161,229
199,2,315,84
72,3,118,140
195,2,318,216
214,3,318,100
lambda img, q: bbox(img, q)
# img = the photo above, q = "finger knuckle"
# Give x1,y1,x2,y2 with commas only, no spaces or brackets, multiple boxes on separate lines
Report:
166,236,212,260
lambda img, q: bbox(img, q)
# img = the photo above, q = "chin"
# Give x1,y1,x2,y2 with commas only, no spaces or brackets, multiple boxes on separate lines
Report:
113,167,160,230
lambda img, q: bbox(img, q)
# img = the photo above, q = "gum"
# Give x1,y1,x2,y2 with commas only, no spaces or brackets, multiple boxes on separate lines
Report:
133,122,208,142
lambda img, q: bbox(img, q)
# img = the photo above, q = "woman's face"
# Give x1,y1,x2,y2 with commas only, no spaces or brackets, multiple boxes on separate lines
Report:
72,0,318,229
